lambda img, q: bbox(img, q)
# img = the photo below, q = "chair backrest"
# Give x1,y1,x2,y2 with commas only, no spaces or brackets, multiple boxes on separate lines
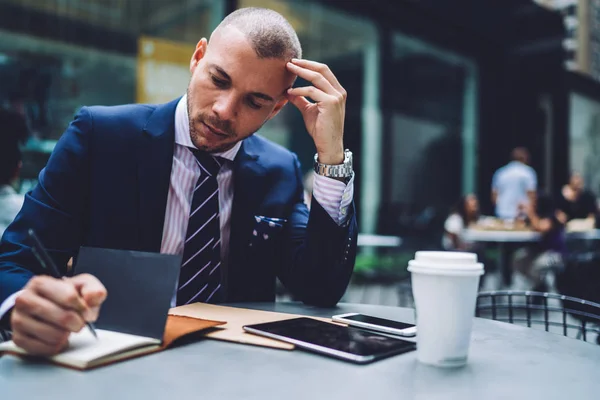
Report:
476,290,600,344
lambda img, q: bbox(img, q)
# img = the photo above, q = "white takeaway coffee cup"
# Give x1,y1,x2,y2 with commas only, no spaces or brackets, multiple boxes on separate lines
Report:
407,251,484,367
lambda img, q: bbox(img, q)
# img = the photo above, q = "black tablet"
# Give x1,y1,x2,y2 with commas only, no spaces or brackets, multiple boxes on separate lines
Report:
243,317,416,364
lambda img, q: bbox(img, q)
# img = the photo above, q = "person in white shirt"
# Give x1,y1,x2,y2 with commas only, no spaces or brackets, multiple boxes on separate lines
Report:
491,147,537,220
0,132,24,238
442,194,481,251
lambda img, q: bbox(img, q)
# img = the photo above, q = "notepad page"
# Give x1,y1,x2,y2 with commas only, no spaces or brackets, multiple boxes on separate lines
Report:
0,329,160,368
50,329,161,367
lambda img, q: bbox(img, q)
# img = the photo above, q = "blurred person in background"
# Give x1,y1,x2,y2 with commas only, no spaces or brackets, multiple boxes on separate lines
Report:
443,194,493,287
556,172,597,225
0,132,24,237
513,193,565,292
491,147,537,220
442,194,481,251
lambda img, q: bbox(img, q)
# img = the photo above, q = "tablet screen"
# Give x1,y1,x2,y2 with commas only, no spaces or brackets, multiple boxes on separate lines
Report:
244,317,416,363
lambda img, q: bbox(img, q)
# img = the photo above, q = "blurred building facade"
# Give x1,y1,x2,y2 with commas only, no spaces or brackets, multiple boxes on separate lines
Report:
536,0,600,77
536,0,600,204
0,0,586,248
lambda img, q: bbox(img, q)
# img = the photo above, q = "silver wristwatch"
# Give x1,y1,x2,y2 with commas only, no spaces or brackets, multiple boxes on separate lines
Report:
313,149,353,179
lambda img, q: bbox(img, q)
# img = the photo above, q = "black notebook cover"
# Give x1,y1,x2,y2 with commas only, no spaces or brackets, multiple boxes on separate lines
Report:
74,247,181,340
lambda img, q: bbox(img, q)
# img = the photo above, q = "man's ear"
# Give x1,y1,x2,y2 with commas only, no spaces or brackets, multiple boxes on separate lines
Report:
190,38,208,73
266,98,289,121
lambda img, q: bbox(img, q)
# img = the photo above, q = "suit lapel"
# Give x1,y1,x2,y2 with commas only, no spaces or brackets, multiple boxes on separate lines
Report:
136,98,179,252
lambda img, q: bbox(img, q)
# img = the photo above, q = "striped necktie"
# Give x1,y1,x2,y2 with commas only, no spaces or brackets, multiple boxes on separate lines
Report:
176,149,223,305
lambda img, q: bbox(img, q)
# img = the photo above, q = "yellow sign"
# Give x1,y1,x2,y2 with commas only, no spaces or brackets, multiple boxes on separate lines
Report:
137,37,195,104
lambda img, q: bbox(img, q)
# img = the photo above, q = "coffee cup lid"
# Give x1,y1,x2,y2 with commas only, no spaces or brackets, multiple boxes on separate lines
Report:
415,251,477,264
408,259,484,276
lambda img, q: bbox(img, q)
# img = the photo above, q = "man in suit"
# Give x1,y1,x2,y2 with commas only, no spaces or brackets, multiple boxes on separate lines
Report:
0,8,357,355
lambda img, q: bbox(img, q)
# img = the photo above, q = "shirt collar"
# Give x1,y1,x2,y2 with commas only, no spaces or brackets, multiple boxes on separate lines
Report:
508,161,525,167
174,94,241,162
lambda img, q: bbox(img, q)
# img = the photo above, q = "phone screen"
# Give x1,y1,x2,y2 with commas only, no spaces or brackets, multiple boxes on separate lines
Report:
344,314,414,330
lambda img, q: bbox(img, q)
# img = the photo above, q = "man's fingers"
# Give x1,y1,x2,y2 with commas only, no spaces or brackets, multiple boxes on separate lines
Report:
289,59,345,95
286,62,338,96
287,86,332,104
12,330,68,357
286,92,313,113
11,310,71,348
27,276,87,312
71,274,107,308
82,306,101,322
14,290,86,332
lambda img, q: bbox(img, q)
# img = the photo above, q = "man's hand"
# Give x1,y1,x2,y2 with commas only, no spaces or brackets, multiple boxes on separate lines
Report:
286,59,346,165
11,274,107,356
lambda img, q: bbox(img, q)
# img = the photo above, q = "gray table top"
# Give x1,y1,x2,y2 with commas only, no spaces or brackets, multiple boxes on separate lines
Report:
2,302,599,400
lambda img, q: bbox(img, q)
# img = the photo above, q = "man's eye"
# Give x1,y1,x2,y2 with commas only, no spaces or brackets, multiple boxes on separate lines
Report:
247,99,262,110
212,76,227,88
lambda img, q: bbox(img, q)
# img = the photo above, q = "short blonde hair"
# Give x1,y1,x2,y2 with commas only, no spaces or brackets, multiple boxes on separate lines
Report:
215,7,302,60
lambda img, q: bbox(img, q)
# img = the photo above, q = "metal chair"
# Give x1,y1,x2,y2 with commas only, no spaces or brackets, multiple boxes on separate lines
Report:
476,290,600,344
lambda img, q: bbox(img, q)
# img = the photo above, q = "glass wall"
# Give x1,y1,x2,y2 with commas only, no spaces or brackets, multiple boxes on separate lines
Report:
0,0,225,190
380,33,478,246
570,92,600,197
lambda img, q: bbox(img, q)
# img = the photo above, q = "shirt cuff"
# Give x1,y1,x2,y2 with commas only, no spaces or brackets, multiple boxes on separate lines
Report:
0,291,21,323
311,172,354,226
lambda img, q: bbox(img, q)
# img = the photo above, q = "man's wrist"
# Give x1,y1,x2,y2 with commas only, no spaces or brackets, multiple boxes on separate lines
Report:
316,146,344,165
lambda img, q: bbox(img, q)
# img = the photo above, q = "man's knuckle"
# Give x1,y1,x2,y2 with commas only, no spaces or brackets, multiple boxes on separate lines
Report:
14,294,27,309
58,312,75,328
64,291,78,304
11,313,24,331
28,276,44,291
12,333,27,349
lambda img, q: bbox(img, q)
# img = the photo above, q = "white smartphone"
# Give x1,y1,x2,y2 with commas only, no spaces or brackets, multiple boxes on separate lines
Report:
332,313,417,337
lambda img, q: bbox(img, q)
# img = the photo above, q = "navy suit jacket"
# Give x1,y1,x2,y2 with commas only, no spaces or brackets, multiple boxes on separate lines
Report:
0,98,357,313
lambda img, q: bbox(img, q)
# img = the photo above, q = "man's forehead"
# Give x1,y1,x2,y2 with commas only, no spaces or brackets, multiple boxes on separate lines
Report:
207,58,292,98
206,27,294,91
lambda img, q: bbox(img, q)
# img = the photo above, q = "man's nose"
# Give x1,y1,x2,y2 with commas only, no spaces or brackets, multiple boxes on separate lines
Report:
212,93,237,121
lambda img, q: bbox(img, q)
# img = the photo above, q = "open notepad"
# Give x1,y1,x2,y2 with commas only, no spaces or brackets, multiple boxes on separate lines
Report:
0,314,225,370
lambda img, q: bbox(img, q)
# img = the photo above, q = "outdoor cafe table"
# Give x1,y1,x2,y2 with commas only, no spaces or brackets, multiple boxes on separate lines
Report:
3,302,599,399
463,229,600,286
462,229,541,286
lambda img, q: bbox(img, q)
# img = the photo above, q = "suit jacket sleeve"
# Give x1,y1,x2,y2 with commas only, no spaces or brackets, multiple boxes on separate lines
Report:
277,155,358,307
0,107,92,307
